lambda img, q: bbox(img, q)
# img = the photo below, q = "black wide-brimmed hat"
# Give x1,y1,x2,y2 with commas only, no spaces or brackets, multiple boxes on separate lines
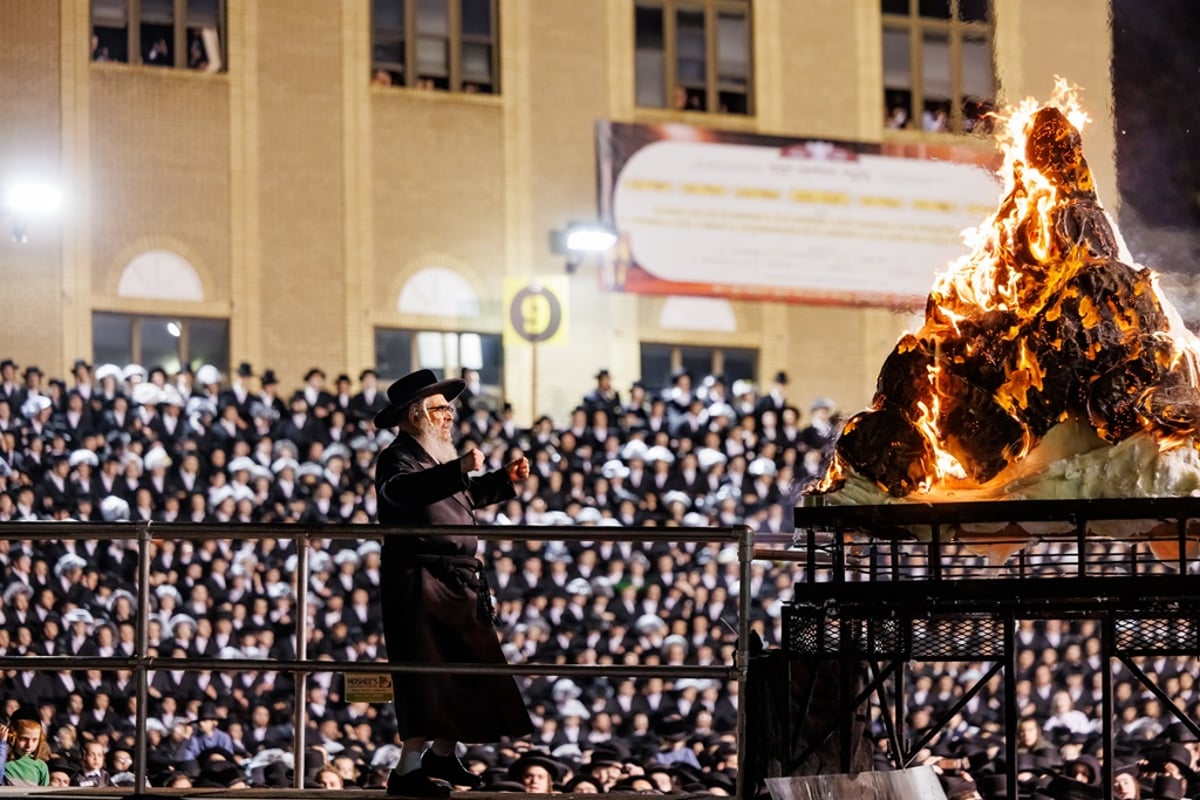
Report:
374,369,465,429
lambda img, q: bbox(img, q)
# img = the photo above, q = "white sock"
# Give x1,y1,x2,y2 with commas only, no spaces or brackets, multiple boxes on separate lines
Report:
430,741,455,757
397,751,423,775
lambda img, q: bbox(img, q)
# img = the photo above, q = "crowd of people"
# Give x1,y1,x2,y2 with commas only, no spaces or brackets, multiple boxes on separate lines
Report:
0,357,1197,797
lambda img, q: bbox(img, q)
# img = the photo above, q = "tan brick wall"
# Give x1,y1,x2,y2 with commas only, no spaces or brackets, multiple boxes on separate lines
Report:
0,0,1117,424
89,69,231,303
0,2,64,373
253,1,347,387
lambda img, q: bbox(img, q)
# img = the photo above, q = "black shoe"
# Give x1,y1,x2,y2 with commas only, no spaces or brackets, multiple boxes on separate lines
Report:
387,769,452,797
421,750,483,788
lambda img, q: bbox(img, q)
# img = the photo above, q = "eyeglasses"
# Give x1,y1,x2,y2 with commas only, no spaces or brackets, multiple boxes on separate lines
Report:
427,404,457,420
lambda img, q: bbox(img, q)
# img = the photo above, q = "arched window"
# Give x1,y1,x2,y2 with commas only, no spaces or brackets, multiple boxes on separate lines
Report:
97,250,225,373
397,266,480,317
116,249,205,301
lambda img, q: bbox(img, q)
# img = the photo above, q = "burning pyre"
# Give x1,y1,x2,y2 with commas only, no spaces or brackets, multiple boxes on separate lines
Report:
816,80,1200,506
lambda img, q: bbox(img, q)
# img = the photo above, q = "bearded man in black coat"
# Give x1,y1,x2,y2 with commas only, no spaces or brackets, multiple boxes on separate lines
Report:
374,369,533,797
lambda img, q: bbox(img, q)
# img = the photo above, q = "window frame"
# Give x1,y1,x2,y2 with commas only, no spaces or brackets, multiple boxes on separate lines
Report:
639,342,757,395
881,0,994,134
374,328,504,389
92,311,230,375
371,0,501,94
90,0,228,71
634,0,754,116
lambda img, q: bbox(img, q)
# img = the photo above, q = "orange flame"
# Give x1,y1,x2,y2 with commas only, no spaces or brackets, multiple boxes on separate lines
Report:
905,81,1092,494
914,364,967,491
820,78,1200,500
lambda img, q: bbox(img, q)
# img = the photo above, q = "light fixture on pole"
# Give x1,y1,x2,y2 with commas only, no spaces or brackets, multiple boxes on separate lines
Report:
550,221,618,273
4,180,63,243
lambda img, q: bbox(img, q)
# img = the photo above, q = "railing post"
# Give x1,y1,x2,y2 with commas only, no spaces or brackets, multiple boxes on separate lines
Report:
134,521,152,794
292,533,310,790
735,525,753,800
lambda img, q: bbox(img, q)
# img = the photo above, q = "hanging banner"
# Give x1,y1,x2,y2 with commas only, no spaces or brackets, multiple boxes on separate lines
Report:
596,121,1002,308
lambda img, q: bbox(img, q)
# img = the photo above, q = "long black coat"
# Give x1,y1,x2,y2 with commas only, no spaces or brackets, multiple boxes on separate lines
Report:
376,432,532,742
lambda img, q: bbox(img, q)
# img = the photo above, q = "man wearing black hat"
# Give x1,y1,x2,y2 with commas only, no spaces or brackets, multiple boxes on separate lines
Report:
373,369,533,797
0,359,23,411
583,370,621,422
302,368,335,418
348,369,387,425
219,363,256,422
507,751,563,794
754,370,789,422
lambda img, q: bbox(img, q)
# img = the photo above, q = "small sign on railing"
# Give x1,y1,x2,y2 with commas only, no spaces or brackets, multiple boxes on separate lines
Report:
344,672,395,703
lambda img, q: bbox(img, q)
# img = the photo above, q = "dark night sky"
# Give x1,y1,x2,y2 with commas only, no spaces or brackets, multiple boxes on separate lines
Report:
1112,0,1200,271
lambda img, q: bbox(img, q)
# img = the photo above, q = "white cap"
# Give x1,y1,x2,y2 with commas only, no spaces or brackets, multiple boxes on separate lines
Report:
100,495,131,522
621,440,649,462
558,698,591,719
143,447,172,472
196,364,221,386
646,445,676,464
574,507,602,525
21,395,51,419
635,614,668,634
601,459,630,479
227,456,255,474
271,457,300,475
54,553,88,576
121,364,147,381
566,578,592,596
161,385,185,408
748,457,777,477
696,448,728,471
132,382,163,406
69,449,99,468
63,608,95,625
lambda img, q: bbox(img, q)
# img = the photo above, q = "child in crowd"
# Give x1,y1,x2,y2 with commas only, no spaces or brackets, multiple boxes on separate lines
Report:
3,718,50,786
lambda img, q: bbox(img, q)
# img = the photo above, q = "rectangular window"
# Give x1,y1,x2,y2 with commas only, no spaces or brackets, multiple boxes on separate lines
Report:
90,0,226,71
371,0,500,94
375,329,502,388
92,0,130,63
881,0,993,134
92,312,229,374
639,343,757,395
635,0,753,116
93,313,134,367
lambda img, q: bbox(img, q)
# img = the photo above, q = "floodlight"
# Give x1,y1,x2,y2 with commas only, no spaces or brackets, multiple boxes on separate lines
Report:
5,182,62,217
565,223,617,253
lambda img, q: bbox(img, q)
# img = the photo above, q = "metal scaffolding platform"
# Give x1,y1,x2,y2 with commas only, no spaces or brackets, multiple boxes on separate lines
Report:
777,497,1200,800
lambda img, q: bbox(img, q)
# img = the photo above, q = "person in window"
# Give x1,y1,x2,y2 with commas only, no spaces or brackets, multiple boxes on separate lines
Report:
188,38,209,70
373,369,532,797
146,37,170,67
91,34,110,62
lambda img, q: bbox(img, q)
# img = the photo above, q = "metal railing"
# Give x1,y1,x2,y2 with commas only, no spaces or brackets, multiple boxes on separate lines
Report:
782,497,1200,799
0,521,755,797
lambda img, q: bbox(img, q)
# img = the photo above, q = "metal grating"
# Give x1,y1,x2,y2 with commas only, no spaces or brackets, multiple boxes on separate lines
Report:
784,608,905,658
910,614,1007,660
1114,615,1200,655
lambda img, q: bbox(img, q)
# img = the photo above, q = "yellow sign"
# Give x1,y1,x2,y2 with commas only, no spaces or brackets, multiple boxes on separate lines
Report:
503,277,569,347
344,672,394,703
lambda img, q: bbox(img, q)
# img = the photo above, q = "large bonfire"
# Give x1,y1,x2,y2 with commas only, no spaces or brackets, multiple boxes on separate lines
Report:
814,80,1200,521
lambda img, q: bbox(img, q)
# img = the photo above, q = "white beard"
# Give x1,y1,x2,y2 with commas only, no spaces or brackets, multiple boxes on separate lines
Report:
414,419,460,465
